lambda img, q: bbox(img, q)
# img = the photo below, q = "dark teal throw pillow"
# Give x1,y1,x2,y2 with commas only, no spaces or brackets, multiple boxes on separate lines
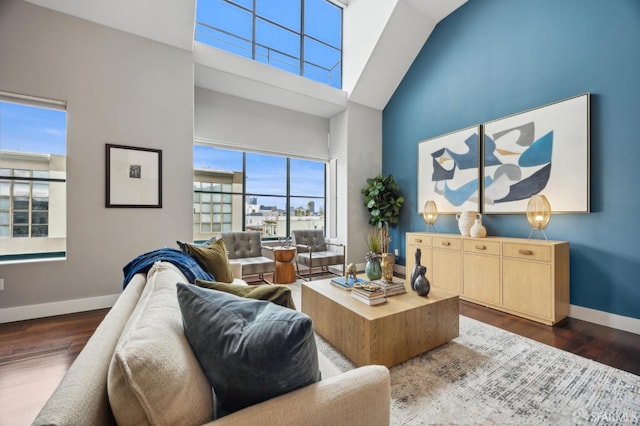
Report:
176,283,321,415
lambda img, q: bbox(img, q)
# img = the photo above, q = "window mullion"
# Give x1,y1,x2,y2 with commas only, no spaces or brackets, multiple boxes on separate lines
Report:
242,152,247,231
252,0,257,60
286,158,291,238
300,0,305,78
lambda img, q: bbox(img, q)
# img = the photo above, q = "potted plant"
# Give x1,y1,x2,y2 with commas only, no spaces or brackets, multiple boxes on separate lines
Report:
361,174,405,254
365,227,383,254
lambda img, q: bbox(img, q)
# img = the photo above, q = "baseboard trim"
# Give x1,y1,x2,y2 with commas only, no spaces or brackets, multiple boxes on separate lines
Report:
569,305,640,335
3,288,637,336
0,294,119,324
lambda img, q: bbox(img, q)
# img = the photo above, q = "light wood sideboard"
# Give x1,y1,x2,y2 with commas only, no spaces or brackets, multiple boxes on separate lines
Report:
406,232,569,325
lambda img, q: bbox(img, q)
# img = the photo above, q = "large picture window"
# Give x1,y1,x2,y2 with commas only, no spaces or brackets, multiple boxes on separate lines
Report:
196,0,342,89
193,144,325,241
0,92,67,261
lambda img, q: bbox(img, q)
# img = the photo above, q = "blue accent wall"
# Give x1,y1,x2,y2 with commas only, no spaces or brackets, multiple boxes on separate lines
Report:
383,0,640,320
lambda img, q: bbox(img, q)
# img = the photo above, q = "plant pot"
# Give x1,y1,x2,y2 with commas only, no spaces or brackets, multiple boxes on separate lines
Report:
365,260,382,281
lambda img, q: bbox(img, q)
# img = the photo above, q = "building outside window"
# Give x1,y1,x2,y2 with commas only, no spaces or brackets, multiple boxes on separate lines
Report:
193,144,325,242
0,93,67,260
195,0,343,89
193,170,243,240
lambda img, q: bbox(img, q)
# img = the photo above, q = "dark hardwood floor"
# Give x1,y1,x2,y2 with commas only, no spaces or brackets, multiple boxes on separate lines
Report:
1,285,639,426
460,300,640,376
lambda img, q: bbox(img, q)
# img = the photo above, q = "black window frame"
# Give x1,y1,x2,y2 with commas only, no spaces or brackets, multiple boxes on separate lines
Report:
193,146,327,242
195,0,343,89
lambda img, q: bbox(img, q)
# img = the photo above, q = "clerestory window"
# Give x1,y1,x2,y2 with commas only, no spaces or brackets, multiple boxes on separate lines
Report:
196,0,343,89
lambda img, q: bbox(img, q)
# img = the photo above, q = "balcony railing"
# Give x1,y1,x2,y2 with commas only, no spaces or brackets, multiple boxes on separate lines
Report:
195,16,341,89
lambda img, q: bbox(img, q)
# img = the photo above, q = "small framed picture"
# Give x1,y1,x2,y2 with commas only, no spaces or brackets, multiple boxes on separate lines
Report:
105,144,162,208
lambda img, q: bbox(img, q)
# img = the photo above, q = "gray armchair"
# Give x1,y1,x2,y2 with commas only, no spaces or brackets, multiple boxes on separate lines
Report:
221,231,275,283
292,229,345,281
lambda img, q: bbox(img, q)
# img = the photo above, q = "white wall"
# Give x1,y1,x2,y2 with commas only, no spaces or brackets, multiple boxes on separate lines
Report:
0,0,385,320
194,88,330,160
330,101,383,267
342,0,398,94
0,0,194,311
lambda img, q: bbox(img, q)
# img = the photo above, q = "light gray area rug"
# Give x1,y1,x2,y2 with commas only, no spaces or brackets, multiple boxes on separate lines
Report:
288,282,640,425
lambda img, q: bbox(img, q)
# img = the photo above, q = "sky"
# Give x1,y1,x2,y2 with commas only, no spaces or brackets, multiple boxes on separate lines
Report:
194,144,326,211
195,0,342,88
0,102,66,156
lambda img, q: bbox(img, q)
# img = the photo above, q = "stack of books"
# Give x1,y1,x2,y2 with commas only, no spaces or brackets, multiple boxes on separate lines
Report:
330,276,368,291
351,283,387,305
371,279,407,297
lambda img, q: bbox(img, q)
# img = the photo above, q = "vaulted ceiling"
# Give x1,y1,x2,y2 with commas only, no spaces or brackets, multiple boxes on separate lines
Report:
24,0,466,117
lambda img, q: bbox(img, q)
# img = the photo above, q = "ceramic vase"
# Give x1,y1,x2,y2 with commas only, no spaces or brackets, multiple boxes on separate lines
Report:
410,248,422,291
414,265,431,297
470,215,487,238
365,260,382,281
455,211,478,236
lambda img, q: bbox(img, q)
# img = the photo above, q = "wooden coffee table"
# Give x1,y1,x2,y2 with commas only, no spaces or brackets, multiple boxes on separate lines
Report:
301,278,459,367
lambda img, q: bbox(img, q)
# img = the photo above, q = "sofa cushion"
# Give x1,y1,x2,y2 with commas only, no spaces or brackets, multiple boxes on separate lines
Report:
194,280,296,309
108,263,214,426
176,283,320,415
178,238,234,283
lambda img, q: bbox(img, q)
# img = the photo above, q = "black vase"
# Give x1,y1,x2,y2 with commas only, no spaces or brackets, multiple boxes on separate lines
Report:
414,265,431,297
410,248,422,291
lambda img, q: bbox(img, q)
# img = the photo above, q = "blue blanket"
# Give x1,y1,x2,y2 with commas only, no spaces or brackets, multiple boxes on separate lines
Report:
122,248,214,289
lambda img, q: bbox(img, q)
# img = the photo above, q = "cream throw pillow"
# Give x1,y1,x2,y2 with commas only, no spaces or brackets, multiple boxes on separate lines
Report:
108,262,214,426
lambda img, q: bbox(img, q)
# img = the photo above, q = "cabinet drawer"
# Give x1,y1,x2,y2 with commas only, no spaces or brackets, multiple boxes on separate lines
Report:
407,234,431,246
463,239,500,256
503,243,551,262
433,236,461,250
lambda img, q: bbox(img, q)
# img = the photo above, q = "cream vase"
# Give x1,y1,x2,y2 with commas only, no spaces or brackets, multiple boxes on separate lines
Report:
456,211,479,236
470,216,487,238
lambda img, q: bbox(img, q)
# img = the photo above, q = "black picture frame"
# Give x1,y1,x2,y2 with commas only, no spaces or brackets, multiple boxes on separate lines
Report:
105,144,162,208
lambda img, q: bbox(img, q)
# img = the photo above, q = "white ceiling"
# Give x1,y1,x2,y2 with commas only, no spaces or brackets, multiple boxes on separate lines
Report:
24,0,466,117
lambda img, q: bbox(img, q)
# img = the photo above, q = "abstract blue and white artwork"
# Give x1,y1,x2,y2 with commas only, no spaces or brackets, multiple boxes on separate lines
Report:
483,93,590,213
418,125,482,213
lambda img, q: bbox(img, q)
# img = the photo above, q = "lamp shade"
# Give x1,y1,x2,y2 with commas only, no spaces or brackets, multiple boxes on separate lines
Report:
422,201,438,226
526,195,551,231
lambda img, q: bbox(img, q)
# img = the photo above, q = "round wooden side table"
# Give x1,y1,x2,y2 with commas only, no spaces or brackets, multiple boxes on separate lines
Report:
273,247,297,284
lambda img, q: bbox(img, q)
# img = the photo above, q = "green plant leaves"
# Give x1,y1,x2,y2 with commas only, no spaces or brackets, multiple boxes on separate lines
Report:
361,174,404,232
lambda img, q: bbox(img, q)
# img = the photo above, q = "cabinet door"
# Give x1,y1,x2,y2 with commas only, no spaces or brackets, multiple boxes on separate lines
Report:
463,253,500,305
502,259,552,320
432,249,461,293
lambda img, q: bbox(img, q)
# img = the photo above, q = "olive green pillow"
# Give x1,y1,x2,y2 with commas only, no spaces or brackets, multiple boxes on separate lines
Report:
194,280,296,310
180,239,234,283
